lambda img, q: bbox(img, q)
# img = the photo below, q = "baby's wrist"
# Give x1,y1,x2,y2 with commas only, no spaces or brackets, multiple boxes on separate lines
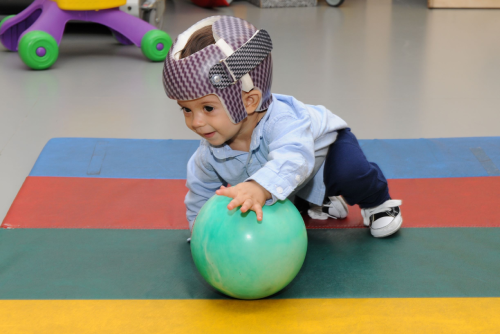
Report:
248,180,272,200
261,187,271,200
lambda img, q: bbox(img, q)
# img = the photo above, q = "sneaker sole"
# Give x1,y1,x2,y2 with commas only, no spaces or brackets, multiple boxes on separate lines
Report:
307,196,349,220
307,209,348,220
307,209,332,220
370,215,403,238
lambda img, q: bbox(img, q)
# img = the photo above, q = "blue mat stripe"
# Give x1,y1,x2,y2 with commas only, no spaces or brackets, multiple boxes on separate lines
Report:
29,137,500,179
30,138,200,180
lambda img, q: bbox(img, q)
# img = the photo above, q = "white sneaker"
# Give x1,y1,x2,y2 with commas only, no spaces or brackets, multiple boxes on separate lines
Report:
308,196,349,220
361,200,403,238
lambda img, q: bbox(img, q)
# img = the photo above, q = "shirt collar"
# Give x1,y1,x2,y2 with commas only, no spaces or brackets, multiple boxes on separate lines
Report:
249,95,275,151
209,144,244,159
208,95,276,159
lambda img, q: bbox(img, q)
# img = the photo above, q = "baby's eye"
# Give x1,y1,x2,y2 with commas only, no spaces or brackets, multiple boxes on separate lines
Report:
180,107,191,113
204,106,214,112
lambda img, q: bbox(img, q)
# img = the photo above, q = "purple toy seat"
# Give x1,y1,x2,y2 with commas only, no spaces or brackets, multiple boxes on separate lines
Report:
0,0,171,69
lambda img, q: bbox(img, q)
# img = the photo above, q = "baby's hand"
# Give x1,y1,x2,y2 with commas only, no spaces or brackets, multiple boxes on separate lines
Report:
215,181,272,221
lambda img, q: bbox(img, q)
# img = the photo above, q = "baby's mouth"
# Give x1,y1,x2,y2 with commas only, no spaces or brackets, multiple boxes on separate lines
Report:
203,131,216,138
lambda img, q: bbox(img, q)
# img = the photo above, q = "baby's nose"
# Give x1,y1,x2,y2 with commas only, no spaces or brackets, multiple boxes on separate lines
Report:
192,113,206,128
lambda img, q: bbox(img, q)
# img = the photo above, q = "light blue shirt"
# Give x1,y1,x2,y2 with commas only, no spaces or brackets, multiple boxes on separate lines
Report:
185,94,348,230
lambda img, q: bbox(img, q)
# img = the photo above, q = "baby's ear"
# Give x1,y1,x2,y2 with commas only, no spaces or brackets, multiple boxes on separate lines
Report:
242,90,262,115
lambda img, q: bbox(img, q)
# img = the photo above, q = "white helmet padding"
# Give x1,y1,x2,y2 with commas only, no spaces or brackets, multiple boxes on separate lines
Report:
162,16,273,124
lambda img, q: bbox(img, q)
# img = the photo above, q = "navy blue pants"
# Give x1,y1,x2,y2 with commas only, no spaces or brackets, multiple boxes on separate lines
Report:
323,128,390,209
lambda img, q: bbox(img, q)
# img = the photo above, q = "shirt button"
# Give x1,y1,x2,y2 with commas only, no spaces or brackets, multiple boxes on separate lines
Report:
295,175,301,182
276,187,283,194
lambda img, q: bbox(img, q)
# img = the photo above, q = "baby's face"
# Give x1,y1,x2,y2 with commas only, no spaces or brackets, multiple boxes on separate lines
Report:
178,94,241,146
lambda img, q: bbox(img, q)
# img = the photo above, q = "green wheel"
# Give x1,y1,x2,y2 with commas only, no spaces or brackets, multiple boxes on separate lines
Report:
0,15,15,32
18,31,59,70
140,29,172,62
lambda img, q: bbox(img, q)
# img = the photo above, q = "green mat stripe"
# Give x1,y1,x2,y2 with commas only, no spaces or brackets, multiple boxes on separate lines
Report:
0,228,499,299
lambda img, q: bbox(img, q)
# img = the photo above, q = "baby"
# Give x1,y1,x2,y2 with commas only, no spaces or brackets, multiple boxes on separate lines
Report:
162,16,402,238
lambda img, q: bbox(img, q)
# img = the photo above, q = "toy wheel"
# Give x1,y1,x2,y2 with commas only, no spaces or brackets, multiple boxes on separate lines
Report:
18,31,59,70
0,15,16,32
141,29,172,62
326,0,345,7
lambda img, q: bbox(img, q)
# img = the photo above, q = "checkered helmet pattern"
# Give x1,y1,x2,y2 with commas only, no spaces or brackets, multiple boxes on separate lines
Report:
209,30,273,89
162,16,273,124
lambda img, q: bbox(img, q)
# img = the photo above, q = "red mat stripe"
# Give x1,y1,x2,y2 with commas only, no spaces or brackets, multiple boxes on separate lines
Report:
2,177,188,229
3,176,500,229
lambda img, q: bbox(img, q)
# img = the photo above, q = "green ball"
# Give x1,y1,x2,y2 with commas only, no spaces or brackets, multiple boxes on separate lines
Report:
140,29,172,62
191,195,308,300
18,31,59,70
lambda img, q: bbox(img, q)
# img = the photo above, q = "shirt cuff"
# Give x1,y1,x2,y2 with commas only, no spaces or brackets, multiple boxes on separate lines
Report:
265,194,279,206
246,166,294,203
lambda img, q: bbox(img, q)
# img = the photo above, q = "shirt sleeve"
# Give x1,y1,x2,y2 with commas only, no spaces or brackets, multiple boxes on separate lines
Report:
247,113,315,205
185,147,225,231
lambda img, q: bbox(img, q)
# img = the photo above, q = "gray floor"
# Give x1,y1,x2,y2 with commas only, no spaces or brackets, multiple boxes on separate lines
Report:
1,0,499,223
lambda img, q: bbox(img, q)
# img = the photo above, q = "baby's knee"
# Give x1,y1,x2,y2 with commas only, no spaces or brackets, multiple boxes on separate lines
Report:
326,159,374,185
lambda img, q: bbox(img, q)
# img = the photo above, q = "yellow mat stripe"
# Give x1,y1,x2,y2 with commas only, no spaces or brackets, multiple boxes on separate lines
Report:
1,298,499,333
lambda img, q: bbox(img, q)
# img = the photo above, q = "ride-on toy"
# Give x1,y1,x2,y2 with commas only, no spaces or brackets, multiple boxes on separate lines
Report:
0,0,172,70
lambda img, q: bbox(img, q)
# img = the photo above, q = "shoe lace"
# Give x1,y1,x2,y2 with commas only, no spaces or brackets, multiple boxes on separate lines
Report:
362,200,402,226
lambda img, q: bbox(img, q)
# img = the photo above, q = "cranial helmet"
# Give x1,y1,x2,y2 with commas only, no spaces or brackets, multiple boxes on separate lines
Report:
162,16,273,124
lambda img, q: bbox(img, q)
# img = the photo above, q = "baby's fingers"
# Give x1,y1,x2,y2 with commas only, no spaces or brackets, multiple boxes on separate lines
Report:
227,197,243,210
216,186,235,198
215,187,226,195
240,199,254,213
252,204,264,221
